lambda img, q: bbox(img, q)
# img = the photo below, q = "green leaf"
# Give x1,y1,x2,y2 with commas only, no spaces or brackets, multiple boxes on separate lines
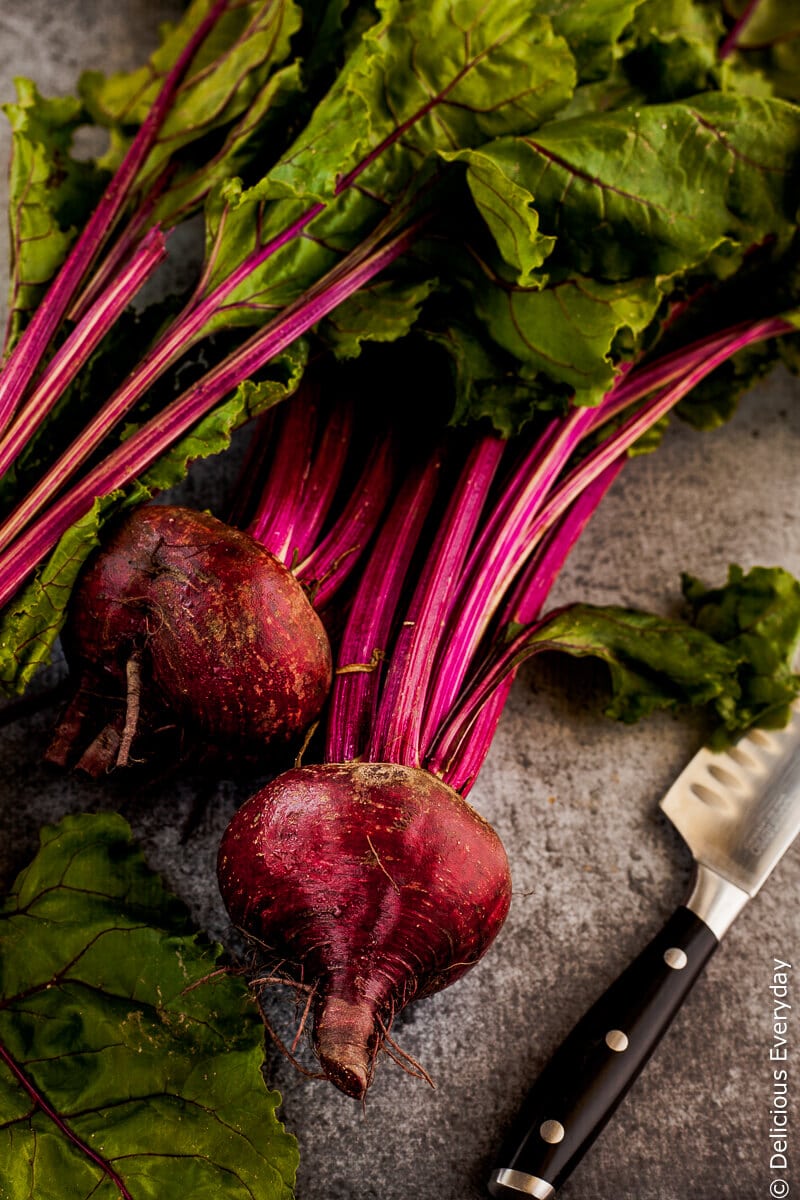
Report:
625,0,723,100
151,61,306,230
0,494,126,696
536,0,648,82
470,271,662,408
423,315,564,434
682,564,800,741
416,240,662,421
448,148,556,287
2,80,108,350
320,276,438,358
504,565,800,741
198,0,577,330
472,94,800,285
438,91,800,419
513,601,742,724
0,812,298,1199
262,0,576,204
79,0,305,228
556,70,645,120
81,0,304,175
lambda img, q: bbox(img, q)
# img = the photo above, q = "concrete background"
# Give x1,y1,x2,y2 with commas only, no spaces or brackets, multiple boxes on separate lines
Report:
0,5,798,1199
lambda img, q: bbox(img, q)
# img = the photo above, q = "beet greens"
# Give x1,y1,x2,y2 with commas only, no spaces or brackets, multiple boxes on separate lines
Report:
0,0,578,691
2,0,800,701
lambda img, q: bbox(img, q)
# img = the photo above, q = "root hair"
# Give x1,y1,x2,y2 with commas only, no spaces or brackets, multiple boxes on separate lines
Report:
376,1014,435,1090
255,991,326,1081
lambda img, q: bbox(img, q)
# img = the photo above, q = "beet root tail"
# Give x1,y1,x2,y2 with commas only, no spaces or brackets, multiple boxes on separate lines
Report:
45,672,125,776
312,994,380,1100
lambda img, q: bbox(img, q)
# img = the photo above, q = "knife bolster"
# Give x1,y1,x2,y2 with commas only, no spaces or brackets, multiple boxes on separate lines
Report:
685,862,750,940
488,1168,554,1198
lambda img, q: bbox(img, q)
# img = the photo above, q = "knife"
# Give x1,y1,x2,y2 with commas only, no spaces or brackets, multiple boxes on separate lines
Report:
488,700,800,1199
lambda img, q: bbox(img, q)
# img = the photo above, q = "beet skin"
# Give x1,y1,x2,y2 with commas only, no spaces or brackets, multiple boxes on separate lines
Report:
48,505,332,774
217,761,512,1098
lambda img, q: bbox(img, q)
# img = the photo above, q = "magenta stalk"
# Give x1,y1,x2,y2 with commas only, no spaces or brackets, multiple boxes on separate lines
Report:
0,0,231,432
0,228,168,481
0,220,425,609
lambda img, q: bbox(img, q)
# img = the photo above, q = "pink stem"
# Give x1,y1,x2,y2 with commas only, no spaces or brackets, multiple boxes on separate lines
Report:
247,385,356,569
247,381,320,561
0,202,327,554
67,165,176,324
368,435,505,767
504,463,626,629
0,0,230,432
295,433,394,609
719,0,762,58
418,405,597,754
0,1038,133,1199
429,313,795,793
430,613,559,787
432,460,625,793
441,682,507,797
0,228,168,481
526,317,792,555
290,394,355,564
325,451,441,763
592,315,792,429
0,221,423,609
225,407,279,528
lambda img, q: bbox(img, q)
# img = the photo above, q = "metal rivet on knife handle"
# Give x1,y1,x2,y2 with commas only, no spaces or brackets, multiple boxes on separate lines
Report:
539,1120,565,1144
663,947,688,970
605,1029,629,1052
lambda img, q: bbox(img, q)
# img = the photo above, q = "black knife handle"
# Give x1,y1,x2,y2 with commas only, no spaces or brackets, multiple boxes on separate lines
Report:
488,906,718,1199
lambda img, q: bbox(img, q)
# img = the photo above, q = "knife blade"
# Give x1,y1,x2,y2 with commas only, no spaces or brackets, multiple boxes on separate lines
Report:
487,701,800,1200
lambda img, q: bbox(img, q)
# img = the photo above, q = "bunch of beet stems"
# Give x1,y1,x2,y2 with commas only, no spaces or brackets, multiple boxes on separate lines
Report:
231,299,796,738
0,193,425,610
326,308,796,795
231,378,396,615
0,0,442,614
0,0,794,630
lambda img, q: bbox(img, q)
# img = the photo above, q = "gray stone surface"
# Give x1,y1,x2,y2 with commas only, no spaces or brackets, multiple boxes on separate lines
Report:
0,5,798,1200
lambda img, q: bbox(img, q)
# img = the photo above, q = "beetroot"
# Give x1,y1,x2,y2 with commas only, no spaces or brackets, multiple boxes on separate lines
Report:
47,504,332,774
217,761,512,1099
